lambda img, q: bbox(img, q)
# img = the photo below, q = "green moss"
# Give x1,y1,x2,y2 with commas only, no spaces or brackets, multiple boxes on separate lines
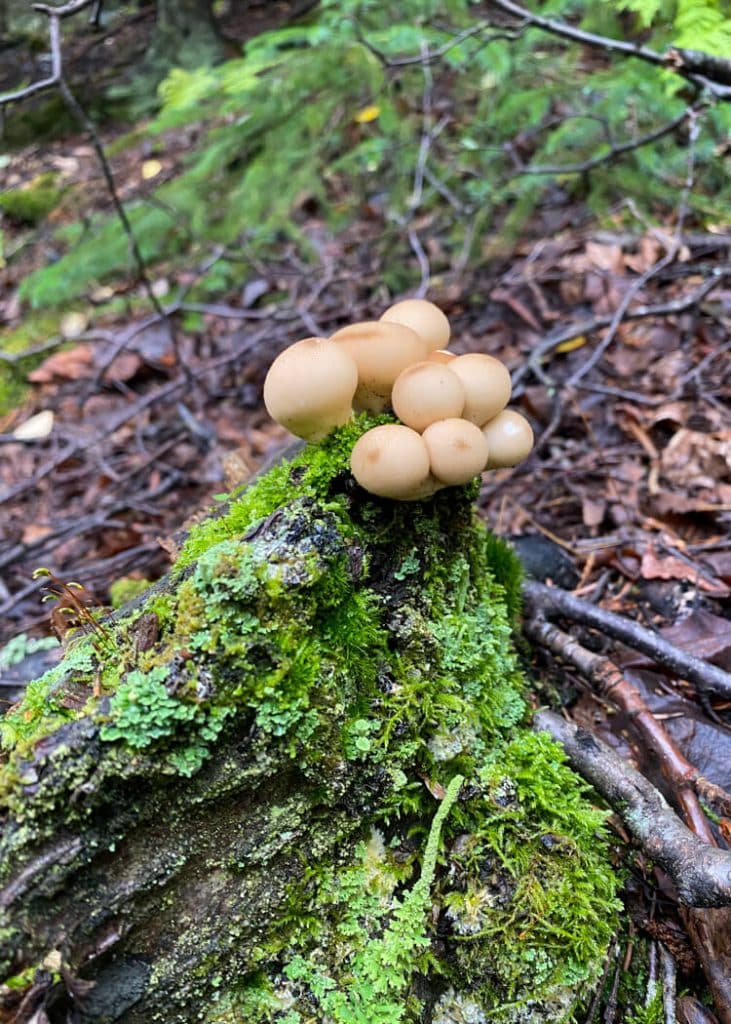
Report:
0,174,63,224
108,576,152,608
0,417,619,1020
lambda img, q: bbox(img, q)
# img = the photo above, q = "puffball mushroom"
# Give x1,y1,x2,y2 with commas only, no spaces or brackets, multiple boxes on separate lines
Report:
263,336,358,440
482,410,534,468
391,361,465,433
422,418,490,487
350,423,433,500
331,321,427,412
380,298,451,352
449,353,512,426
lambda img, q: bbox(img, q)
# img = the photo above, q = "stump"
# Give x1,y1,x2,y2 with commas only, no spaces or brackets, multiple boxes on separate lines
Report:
0,419,619,1023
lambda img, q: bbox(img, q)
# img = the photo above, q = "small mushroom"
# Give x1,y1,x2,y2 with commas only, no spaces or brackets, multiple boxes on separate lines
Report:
263,336,358,440
422,418,490,487
380,298,450,352
331,321,427,412
350,423,433,500
427,349,456,364
391,361,465,433
448,353,512,426
482,410,534,468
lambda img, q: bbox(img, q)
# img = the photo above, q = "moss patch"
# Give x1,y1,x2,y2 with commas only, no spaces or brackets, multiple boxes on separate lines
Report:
0,416,619,1021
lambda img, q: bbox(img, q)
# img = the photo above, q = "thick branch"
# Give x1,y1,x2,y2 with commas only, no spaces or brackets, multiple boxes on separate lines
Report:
523,580,731,701
534,711,731,908
524,615,731,833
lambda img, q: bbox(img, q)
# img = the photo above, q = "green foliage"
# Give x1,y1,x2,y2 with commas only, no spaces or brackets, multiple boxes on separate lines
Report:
617,0,731,51
108,576,152,609
0,633,58,672
0,174,63,225
285,775,463,1024
99,666,199,747
16,0,731,315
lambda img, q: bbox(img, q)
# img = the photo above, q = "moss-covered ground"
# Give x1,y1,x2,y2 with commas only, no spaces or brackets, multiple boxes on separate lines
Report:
0,416,620,1022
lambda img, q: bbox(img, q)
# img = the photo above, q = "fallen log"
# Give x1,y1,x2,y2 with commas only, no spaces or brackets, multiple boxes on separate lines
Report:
0,420,620,1024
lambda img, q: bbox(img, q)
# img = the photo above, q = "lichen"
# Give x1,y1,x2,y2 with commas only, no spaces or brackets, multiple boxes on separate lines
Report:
0,415,619,1021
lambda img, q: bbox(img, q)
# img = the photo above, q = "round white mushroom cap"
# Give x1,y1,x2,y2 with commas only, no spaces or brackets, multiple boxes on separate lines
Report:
448,353,512,426
391,362,465,433
350,423,432,500
263,336,358,441
380,299,451,352
482,410,534,468
422,418,490,486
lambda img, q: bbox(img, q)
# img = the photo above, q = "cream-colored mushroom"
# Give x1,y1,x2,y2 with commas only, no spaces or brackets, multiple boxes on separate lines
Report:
331,321,427,412
263,336,358,440
350,424,434,500
380,298,450,352
391,362,465,433
422,418,490,487
482,410,534,468
427,349,456,365
448,353,512,426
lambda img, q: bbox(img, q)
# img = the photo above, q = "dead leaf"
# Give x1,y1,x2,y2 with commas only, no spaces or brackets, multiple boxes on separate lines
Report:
28,344,94,383
585,241,624,273
354,104,380,123
582,496,606,528
661,609,731,672
640,543,730,596
555,335,586,354
661,428,731,490
22,523,53,544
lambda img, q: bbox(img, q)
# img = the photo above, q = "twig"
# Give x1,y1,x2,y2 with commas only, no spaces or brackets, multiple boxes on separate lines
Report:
486,0,731,100
524,615,731,832
533,711,731,907
0,0,95,105
513,104,699,177
511,266,730,392
352,18,525,69
523,580,731,702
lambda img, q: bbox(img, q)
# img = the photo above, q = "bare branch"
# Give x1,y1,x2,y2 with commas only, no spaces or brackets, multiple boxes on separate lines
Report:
524,613,731,828
512,104,699,177
486,0,731,100
523,580,731,702
534,711,731,908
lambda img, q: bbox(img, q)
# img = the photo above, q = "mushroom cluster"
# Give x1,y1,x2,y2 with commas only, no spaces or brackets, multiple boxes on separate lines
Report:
263,299,534,500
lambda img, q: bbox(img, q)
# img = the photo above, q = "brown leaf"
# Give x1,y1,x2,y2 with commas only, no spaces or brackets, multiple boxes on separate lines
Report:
28,344,94,383
581,496,606,528
661,428,731,491
640,543,730,596
661,609,731,671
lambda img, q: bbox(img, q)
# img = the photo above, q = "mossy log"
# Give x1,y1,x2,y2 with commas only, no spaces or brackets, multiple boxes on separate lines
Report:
0,420,620,1024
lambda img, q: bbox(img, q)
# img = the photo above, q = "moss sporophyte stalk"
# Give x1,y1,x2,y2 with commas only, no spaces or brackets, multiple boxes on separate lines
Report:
0,416,620,1022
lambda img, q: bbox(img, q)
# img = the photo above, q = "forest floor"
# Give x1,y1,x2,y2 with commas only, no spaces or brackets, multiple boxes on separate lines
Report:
1,4,731,1020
